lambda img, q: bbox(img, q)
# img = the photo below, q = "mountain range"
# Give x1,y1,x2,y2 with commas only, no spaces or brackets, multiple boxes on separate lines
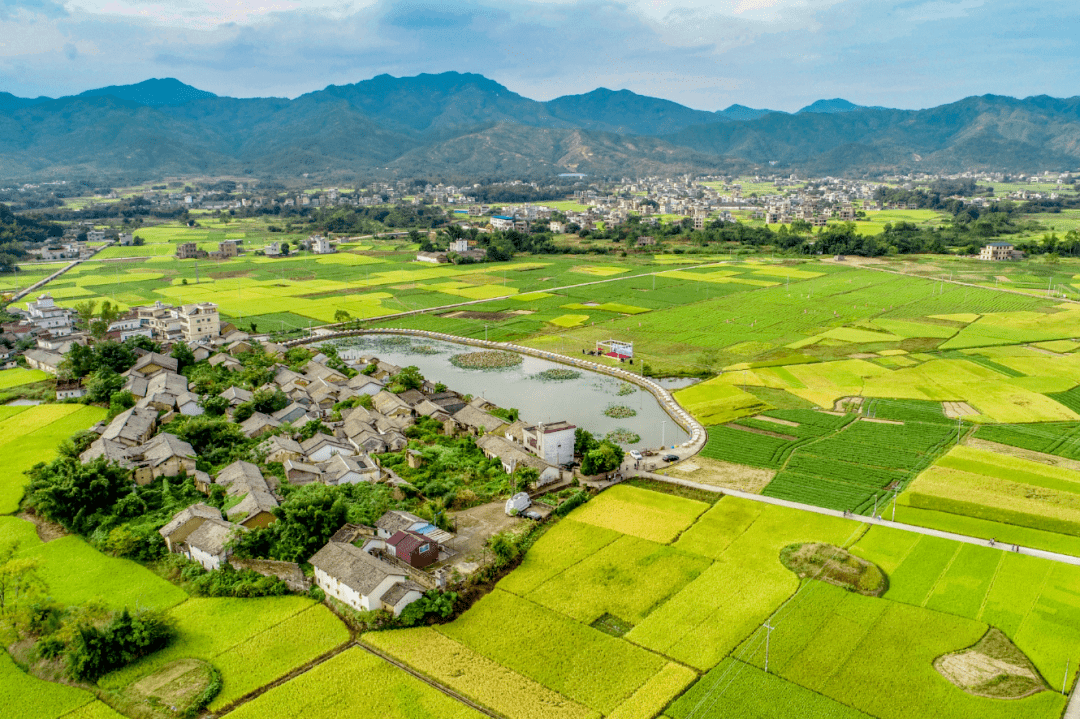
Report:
1,73,1078,182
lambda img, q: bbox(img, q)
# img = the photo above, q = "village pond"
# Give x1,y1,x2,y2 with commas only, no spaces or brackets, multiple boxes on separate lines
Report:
329,334,690,451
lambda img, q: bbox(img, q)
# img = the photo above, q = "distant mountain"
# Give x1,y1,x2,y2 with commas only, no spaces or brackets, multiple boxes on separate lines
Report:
544,88,720,135
0,74,1078,181
74,78,217,106
716,104,775,122
664,94,1080,175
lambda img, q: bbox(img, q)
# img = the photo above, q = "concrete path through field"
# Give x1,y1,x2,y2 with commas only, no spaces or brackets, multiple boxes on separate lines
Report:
632,470,1080,568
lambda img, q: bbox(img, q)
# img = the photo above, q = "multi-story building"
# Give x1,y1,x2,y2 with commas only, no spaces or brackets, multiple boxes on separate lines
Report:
522,421,576,467
25,294,74,334
979,242,1024,261
178,303,221,343
135,301,220,343
177,242,205,259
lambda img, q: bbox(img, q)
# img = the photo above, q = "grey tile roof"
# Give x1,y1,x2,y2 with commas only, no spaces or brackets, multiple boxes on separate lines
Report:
382,581,425,606
159,503,222,539
309,541,403,595
215,460,270,495
186,517,241,556
376,510,425,534
227,490,279,521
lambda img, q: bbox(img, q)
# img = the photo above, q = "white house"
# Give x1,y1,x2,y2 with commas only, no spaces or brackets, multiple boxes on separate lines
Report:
309,541,424,616
522,421,576,466
186,517,241,570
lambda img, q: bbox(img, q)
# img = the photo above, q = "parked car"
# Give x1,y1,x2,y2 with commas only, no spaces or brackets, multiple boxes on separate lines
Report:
629,450,643,461
523,511,543,521
663,454,679,462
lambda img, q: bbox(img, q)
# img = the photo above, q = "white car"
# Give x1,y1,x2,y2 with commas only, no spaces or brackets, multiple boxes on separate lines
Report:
629,450,643,461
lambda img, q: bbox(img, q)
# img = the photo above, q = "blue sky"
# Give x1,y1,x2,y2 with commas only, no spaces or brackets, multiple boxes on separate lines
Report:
0,0,1076,111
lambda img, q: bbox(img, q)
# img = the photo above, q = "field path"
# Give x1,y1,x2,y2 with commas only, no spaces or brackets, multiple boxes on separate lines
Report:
632,470,1080,568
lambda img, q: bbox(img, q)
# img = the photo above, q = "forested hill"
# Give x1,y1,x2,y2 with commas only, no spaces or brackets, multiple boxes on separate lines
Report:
2,73,1079,181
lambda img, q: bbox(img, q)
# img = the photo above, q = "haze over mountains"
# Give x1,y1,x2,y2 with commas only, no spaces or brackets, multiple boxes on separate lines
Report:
1,72,1078,182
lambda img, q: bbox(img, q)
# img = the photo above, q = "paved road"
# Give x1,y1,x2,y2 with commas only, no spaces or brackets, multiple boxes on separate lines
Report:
634,470,1080,568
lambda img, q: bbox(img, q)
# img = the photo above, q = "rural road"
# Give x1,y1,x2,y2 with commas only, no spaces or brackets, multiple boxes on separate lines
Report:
633,470,1080,568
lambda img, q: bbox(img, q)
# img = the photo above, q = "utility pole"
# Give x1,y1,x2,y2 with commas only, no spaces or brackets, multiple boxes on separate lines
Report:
764,621,774,673
661,420,666,449
957,416,962,445
892,486,899,522
1064,659,1070,695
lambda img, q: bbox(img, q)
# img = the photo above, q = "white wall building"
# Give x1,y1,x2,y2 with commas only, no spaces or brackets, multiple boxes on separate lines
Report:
522,421,576,467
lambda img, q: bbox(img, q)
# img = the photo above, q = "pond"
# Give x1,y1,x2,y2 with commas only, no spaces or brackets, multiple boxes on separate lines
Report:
327,334,689,451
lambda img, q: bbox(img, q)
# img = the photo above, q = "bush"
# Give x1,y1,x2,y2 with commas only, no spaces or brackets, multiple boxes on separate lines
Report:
67,609,173,681
556,490,590,517
183,665,222,718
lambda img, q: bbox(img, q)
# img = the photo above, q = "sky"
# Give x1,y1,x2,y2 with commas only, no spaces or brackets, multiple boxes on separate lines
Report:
0,0,1077,111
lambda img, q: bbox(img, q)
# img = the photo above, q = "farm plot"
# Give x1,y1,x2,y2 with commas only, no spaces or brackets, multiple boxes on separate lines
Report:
854,525,1080,691
497,519,623,596
0,367,50,389
525,534,711,625
365,628,600,719
567,484,709,543
630,499,857,670
225,647,487,719
900,445,1080,536
974,422,1080,461
20,534,187,611
668,658,872,719
701,409,852,469
437,589,671,715
0,650,103,719
674,379,768,425
0,404,108,513
762,417,956,513
101,596,348,710
736,584,1065,719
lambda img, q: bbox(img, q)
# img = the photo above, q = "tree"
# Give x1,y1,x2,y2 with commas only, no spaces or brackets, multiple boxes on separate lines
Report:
574,428,599,457
171,342,196,374
73,300,98,332
389,365,424,393
581,440,624,476
67,608,173,681
280,242,290,256
85,366,124,404
334,309,351,324
514,466,539,492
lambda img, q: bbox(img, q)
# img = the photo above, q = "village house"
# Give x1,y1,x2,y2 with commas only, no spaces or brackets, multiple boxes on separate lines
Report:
259,434,304,464
55,379,86,400
301,433,355,462
124,432,197,485
23,348,64,374
283,458,322,485
99,406,158,447
521,421,576,466
319,453,380,485
979,242,1024,261
128,352,179,379
309,541,425,616
385,530,440,569
159,503,223,553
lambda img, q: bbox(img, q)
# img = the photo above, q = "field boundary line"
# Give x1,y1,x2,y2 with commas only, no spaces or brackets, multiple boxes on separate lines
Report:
213,639,355,716
512,530,624,600
356,639,507,719
976,551,1007,623
916,541,960,609
1012,563,1054,641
